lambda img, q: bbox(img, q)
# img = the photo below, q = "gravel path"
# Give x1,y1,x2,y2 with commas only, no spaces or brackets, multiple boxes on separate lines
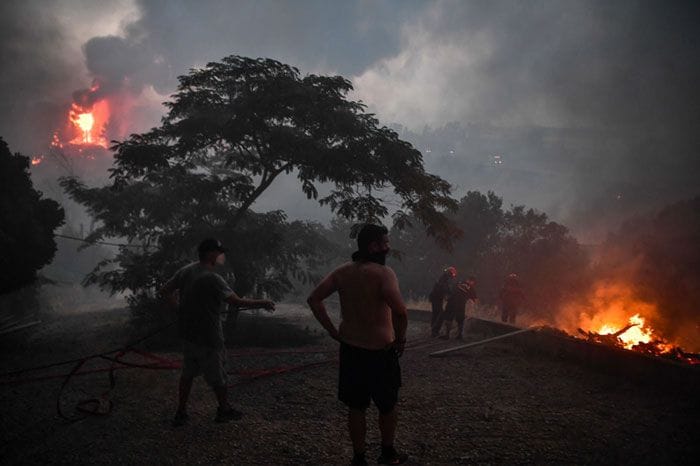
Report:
1,304,697,465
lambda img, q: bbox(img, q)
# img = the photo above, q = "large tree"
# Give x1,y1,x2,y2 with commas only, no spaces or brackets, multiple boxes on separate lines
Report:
61,56,457,306
0,137,65,294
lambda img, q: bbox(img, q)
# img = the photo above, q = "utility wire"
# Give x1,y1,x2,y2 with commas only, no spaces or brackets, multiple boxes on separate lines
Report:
55,234,149,249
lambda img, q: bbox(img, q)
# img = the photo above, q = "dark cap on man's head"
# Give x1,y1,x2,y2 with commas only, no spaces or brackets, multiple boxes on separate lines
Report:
198,238,228,256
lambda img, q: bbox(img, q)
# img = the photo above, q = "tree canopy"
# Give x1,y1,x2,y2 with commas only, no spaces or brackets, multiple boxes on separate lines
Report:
61,56,458,306
0,137,65,294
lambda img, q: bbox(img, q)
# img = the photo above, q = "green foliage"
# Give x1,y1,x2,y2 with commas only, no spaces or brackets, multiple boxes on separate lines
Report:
60,56,457,307
391,190,589,317
0,137,65,294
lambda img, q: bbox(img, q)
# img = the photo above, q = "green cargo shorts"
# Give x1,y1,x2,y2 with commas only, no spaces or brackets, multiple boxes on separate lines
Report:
181,340,228,387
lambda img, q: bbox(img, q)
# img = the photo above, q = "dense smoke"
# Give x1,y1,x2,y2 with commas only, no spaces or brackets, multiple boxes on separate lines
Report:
2,0,698,241
1,1,699,325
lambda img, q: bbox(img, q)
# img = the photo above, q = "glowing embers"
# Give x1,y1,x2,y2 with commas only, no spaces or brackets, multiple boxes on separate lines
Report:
568,282,698,363
595,314,659,351
50,131,63,149
67,100,109,148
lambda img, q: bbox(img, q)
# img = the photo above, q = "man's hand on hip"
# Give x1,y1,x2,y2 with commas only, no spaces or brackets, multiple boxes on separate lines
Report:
391,338,406,357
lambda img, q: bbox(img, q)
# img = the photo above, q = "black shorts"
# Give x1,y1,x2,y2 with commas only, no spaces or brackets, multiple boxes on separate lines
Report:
338,342,401,414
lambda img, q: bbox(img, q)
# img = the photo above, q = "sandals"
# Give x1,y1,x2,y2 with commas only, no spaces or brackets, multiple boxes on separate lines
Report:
215,406,243,423
172,411,189,427
377,447,409,465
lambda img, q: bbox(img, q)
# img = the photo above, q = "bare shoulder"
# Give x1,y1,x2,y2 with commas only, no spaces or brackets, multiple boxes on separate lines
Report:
326,261,354,281
364,262,397,282
335,261,355,271
332,261,355,275
381,265,399,282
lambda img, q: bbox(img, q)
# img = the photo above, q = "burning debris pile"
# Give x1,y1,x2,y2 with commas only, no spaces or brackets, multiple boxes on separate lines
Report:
576,313,700,365
553,282,700,366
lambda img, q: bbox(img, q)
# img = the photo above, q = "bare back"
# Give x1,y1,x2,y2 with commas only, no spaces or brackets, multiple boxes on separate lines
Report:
333,261,398,350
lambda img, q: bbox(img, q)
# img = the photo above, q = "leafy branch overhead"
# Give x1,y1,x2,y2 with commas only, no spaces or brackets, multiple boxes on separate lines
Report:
61,56,458,303
110,56,455,234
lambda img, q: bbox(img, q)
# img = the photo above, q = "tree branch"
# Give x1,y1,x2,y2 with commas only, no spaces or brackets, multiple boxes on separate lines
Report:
230,162,292,227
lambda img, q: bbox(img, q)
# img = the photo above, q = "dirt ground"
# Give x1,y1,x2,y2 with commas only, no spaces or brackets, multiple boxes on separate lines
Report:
1,303,698,465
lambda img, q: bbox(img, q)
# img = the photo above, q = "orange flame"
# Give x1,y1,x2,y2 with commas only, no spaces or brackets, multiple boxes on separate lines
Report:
559,282,682,356
31,156,43,166
68,100,109,147
598,313,659,350
73,111,94,142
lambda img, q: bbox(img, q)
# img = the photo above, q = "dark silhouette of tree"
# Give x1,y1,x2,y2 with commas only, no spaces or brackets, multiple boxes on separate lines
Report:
390,190,588,315
392,191,503,298
61,56,457,307
0,137,65,294
488,204,589,318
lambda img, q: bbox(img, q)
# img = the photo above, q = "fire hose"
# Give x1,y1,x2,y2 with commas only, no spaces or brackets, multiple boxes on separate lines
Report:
0,312,436,422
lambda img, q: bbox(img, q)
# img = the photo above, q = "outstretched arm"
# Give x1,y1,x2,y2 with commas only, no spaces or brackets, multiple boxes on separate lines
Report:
225,292,275,311
307,272,341,341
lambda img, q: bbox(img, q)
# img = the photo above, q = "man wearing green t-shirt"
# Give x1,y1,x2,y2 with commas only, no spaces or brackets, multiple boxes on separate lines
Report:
160,238,275,426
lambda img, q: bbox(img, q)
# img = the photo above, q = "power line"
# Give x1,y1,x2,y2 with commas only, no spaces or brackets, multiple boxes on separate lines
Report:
54,233,149,249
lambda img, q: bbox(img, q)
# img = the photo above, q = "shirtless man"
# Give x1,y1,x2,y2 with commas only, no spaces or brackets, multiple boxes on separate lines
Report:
307,224,409,466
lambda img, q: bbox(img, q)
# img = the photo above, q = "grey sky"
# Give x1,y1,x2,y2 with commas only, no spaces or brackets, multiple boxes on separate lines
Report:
1,0,698,241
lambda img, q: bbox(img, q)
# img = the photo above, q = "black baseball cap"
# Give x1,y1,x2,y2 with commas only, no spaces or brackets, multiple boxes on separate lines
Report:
198,238,228,255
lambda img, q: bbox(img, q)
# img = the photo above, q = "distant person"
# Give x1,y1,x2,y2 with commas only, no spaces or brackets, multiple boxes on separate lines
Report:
438,276,478,340
159,238,275,426
499,273,524,324
428,267,457,337
307,224,409,466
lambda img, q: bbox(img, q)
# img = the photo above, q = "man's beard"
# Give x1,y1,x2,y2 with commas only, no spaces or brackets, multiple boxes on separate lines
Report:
351,250,388,265
366,250,388,265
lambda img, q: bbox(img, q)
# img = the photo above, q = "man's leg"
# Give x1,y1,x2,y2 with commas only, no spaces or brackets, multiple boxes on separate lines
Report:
349,408,367,453
431,302,442,336
455,317,464,339
172,374,194,426
441,319,452,339
177,375,194,412
213,385,230,409
174,343,197,425
204,348,241,422
378,407,397,447
377,407,408,464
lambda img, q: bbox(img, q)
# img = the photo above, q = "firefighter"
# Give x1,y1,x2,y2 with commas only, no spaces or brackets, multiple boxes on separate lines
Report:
438,276,478,340
428,267,457,337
